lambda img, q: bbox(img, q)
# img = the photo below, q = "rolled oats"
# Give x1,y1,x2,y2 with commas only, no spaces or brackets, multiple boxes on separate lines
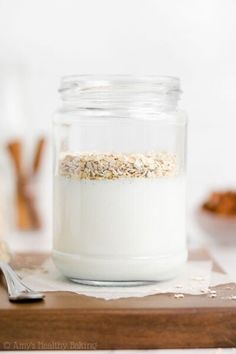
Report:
59,152,178,180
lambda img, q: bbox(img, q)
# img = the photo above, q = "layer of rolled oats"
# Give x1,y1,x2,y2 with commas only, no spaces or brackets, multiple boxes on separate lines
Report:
58,152,178,180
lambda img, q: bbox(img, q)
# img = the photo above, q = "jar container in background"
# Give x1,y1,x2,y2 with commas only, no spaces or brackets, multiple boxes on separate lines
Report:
53,75,188,285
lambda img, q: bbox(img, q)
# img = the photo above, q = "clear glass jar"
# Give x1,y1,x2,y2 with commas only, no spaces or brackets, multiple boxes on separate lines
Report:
53,75,188,285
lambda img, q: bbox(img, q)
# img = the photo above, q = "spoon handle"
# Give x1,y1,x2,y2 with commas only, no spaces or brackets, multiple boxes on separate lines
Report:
0,261,44,302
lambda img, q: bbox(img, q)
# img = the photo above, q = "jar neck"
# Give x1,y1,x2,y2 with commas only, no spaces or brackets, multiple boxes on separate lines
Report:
59,75,181,115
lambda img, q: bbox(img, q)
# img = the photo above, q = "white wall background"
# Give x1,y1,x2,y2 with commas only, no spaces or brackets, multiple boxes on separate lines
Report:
0,0,236,225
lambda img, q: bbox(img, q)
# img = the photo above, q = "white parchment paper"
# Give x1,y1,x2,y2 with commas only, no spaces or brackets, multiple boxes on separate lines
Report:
16,259,231,300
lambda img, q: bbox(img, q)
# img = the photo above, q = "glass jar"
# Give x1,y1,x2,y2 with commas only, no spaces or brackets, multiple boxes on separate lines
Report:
53,75,188,285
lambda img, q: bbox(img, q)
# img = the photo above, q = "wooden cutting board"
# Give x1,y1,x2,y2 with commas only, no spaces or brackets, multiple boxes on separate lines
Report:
0,249,236,350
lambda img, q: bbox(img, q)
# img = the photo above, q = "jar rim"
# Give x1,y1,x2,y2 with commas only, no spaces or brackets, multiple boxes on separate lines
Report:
59,75,181,94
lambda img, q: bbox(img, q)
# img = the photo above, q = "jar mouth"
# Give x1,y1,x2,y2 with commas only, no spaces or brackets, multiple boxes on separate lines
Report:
59,75,181,113
59,75,181,96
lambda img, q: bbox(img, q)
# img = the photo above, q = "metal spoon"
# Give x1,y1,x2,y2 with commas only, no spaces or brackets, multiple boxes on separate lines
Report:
0,261,45,302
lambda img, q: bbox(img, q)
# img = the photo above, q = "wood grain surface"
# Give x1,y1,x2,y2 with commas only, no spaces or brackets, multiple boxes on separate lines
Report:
0,249,236,350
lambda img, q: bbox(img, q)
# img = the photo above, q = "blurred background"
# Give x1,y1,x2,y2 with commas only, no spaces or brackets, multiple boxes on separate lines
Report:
0,0,236,260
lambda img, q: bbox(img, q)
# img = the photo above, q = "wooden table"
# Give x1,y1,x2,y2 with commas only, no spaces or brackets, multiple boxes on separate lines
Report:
0,249,236,350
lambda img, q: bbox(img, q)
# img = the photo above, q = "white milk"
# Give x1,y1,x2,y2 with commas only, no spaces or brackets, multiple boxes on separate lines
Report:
53,175,187,282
